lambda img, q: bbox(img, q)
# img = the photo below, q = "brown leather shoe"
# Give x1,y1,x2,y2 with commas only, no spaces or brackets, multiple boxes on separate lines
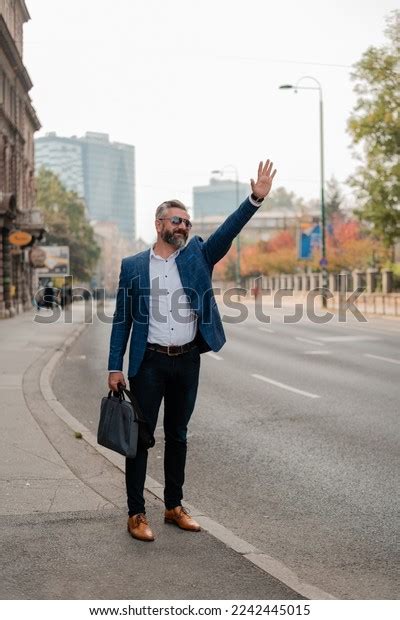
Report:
127,513,155,541
164,506,201,531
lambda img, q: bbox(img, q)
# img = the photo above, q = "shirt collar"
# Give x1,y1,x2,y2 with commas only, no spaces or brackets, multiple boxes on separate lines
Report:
150,245,181,261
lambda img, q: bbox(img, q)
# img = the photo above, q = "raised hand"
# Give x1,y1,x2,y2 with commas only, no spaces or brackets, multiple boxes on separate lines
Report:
250,160,277,200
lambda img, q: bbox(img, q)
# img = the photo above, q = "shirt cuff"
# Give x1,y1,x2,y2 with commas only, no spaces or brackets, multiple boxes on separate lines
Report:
108,370,122,373
248,194,264,207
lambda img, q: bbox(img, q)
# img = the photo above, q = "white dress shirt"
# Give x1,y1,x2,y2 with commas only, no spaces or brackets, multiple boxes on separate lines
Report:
147,246,197,345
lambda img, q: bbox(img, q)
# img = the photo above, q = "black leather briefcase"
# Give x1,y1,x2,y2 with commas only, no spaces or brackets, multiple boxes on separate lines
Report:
97,388,139,458
97,387,155,458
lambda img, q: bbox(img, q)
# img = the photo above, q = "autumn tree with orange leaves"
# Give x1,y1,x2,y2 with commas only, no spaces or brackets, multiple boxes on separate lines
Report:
212,217,389,281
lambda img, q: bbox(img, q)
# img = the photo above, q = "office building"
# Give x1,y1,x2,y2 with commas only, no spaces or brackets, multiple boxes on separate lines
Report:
35,133,84,197
193,177,249,219
35,131,136,239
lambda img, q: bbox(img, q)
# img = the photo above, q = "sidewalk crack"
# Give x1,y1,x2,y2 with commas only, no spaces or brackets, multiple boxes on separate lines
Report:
47,484,60,513
10,443,67,470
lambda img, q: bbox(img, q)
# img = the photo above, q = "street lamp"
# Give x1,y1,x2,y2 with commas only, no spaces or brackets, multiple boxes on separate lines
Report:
211,166,241,289
279,76,328,307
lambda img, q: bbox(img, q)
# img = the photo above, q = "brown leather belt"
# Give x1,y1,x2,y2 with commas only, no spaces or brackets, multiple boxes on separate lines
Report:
147,340,197,356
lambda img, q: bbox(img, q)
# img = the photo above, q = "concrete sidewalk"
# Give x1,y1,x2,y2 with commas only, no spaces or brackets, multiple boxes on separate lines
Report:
0,304,311,600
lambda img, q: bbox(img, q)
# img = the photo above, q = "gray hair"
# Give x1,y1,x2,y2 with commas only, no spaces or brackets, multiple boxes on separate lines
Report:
155,199,188,220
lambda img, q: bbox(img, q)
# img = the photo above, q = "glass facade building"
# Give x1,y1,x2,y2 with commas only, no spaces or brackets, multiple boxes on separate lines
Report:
35,131,136,239
35,133,84,197
193,178,249,220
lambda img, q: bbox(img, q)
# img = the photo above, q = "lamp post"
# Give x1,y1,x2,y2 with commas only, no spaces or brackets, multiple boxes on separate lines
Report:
279,76,328,307
211,166,241,289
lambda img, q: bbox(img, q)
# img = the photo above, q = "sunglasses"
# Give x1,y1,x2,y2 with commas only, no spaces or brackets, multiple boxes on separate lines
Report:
158,216,192,229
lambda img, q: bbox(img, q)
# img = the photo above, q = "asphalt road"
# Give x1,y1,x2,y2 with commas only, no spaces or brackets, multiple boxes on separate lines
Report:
53,300,400,599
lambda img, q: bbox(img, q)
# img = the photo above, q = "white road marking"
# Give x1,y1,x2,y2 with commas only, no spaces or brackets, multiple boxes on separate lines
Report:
295,336,323,346
258,326,275,333
206,351,223,361
339,322,400,337
304,350,332,355
364,353,400,365
251,373,320,399
318,335,380,342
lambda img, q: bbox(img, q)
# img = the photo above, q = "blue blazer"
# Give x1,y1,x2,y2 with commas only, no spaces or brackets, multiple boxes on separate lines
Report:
108,197,259,377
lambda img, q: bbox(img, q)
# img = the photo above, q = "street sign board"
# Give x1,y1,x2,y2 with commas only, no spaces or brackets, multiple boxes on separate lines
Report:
36,246,70,276
8,230,32,246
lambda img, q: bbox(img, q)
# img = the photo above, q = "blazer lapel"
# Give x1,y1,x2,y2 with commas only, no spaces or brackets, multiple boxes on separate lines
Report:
175,246,189,289
176,245,198,309
138,249,150,314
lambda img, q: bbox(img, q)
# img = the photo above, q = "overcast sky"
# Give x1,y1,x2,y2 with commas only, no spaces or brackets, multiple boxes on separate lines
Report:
24,0,398,242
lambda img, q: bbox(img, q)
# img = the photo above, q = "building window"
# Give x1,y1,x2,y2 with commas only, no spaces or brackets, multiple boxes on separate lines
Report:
10,86,15,122
3,77,9,115
19,96,24,131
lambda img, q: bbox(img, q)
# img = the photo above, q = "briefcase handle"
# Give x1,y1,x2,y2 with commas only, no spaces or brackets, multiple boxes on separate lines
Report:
119,387,143,421
107,388,141,411
107,387,143,416
108,386,144,422
108,389,125,402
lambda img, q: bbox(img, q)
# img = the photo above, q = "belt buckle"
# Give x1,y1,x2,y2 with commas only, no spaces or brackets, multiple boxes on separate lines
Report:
167,345,181,356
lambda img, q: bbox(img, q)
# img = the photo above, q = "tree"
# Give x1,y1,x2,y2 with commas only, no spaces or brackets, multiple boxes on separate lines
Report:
213,216,390,281
264,229,296,252
36,168,100,282
347,10,400,253
260,186,306,212
325,175,344,221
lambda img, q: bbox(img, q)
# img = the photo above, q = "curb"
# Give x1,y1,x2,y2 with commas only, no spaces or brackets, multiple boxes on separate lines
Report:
39,319,335,601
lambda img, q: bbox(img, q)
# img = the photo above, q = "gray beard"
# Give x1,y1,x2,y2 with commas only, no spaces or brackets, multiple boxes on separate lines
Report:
161,229,188,249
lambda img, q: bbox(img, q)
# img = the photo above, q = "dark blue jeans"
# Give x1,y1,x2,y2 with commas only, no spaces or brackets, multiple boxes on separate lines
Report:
126,346,201,516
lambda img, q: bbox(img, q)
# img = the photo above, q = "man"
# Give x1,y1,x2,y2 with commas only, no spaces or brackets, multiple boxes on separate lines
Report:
108,159,276,542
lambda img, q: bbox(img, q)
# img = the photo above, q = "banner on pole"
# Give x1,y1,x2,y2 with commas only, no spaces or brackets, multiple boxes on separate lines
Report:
298,224,321,260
